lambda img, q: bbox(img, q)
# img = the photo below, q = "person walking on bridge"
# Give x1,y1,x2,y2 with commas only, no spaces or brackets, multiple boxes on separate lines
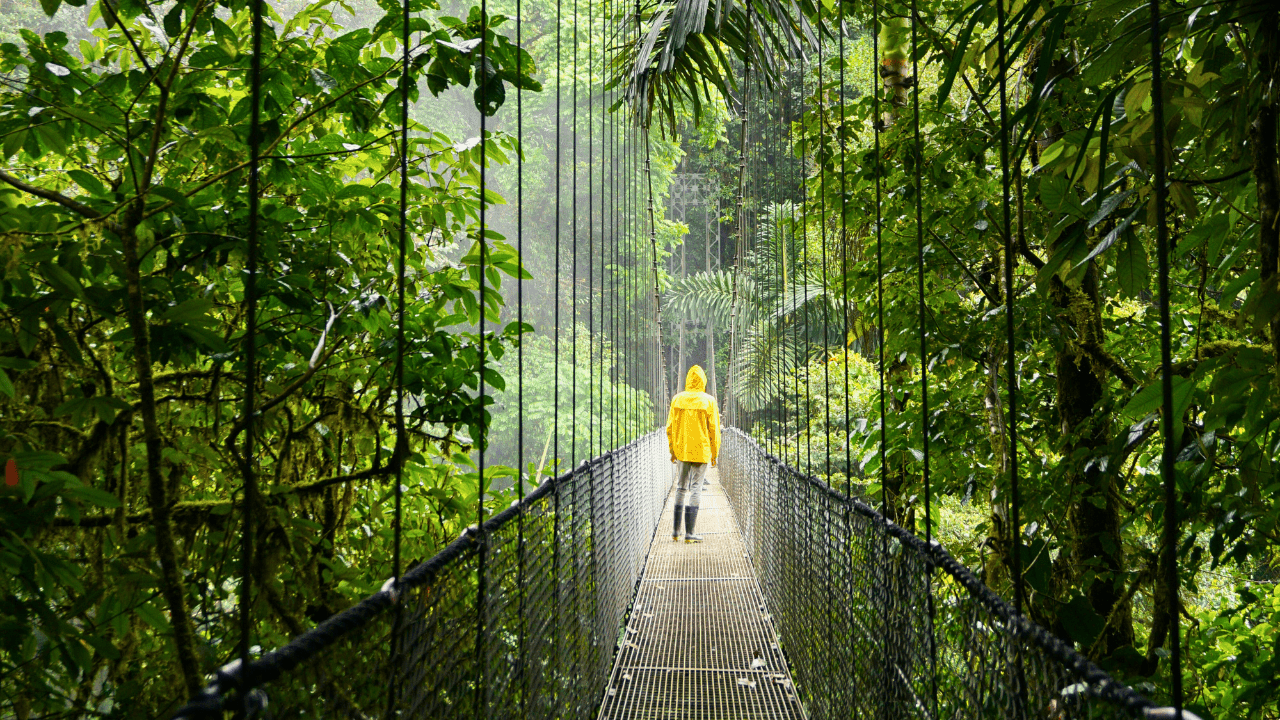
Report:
666,365,721,543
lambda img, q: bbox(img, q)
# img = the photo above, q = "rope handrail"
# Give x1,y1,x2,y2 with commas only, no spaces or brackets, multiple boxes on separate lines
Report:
173,434,669,718
720,427,1204,720
172,428,1207,720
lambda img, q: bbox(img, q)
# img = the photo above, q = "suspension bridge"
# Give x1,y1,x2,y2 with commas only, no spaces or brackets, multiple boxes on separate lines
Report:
144,0,1207,714
172,426,1189,719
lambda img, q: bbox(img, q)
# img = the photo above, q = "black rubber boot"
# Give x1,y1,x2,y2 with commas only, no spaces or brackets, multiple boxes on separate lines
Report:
672,504,683,540
684,506,702,543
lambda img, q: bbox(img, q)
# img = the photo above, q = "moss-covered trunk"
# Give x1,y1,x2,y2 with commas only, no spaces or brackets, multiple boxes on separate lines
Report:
120,222,203,698
1051,261,1134,659
1255,10,1280,365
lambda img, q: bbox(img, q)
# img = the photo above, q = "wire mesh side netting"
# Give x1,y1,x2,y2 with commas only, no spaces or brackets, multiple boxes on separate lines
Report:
174,432,670,719
719,428,1165,720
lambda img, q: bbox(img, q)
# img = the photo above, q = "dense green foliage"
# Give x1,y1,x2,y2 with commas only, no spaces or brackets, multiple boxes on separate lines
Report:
4,0,1279,716
0,0,550,713
635,0,1280,716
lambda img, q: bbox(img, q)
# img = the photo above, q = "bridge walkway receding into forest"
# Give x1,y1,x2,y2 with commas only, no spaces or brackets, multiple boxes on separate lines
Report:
597,469,805,720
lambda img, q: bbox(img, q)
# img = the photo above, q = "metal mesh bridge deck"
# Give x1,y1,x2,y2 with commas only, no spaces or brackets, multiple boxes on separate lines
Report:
598,470,806,720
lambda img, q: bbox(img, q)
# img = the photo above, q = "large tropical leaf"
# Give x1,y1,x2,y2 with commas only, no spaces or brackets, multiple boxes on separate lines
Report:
731,317,802,412
615,0,820,128
663,268,833,328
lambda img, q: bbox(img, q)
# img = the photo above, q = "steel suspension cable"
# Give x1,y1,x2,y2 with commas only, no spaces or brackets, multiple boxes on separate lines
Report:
790,72,801,471
238,0,264,692
871,5,894,718
572,0,580,470
909,0,939,714
612,61,620,451
996,0,1028,714
800,52,812,473
776,88,787,458
388,0,413,706
838,0,850,499
588,0,596,461
872,0,886,521
729,56,750,430
514,0,527,705
816,21,836,713
554,0,562,497
997,0,1023,619
643,134,665,424
1150,0,1184,713
836,8,855,715
819,19,831,483
474,0,490,707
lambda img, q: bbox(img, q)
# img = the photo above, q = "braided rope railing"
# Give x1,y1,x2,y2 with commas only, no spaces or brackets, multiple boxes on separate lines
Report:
173,431,671,719
720,428,1200,720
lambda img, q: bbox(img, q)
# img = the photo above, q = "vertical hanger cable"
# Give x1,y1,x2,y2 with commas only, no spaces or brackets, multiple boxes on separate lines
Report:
572,0,580,469
996,0,1028,714
801,50,812,474
238,0,264,688
872,0,886,519
909,0,938,714
474,0,490,705
1150,0,1183,713
514,0,527,709
996,0,1023,618
386,0,413,706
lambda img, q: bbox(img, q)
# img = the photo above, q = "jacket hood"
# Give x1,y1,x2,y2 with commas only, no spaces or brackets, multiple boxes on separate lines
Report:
685,365,707,393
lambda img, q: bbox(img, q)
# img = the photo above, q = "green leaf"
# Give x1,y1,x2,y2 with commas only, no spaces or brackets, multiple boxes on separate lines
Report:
1122,375,1193,420
1242,276,1280,333
40,0,62,16
163,4,183,37
473,77,504,116
135,603,170,632
0,369,12,398
3,130,27,161
935,10,981,111
40,261,85,300
83,634,120,660
1039,175,1067,211
1124,80,1150,120
1075,204,1141,269
1114,229,1149,298
310,68,337,93
89,396,131,424
161,297,214,323
36,124,68,157
66,169,106,196
66,486,122,509
1059,593,1106,646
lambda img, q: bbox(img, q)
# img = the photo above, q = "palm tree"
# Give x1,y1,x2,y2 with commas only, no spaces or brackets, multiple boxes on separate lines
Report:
877,14,911,128
663,203,838,414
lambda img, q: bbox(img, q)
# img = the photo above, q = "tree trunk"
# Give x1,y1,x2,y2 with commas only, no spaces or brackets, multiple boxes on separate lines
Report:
878,15,911,128
120,224,203,697
982,341,1013,592
1050,260,1135,660
1255,11,1280,364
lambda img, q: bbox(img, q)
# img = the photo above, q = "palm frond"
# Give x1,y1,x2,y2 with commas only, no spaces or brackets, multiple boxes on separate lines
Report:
615,0,818,128
730,318,801,412
664,269,758,326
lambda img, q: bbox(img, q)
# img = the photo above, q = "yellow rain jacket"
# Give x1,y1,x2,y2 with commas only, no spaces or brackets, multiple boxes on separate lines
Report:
666,365,721,465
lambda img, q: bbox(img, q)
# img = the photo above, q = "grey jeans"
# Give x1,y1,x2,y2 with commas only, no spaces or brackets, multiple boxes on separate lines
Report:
674,460,708,509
